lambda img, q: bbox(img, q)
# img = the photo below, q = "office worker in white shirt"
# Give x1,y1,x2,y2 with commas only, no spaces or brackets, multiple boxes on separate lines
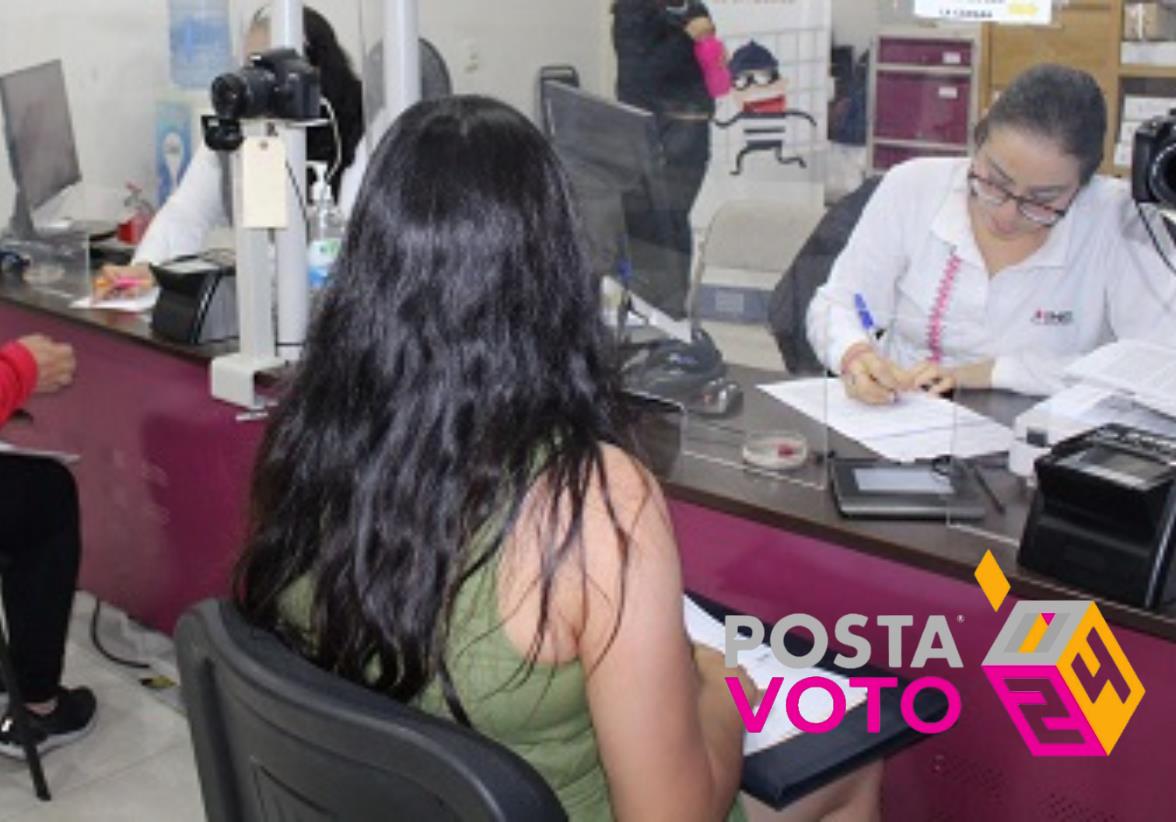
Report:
807,64,1176,405
95,6,366,298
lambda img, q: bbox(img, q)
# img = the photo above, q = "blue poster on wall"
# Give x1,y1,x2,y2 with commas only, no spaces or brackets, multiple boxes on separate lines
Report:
169,0,234,89
156,100,193,207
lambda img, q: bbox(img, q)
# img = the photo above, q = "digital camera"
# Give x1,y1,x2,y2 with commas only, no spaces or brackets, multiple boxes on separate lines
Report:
211,48,321,122
1132,112,1176,207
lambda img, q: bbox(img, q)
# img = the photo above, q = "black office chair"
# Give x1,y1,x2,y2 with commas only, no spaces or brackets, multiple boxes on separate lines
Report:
362,36,454,122
536,65,581,137
175,599,568,822
767,175,883,374
0,556,51,801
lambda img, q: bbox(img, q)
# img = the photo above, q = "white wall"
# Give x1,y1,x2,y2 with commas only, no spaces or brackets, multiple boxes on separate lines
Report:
0,1,171,222
418,0,609,110
0,0,608,225
231,0,610,120
831,0,880,56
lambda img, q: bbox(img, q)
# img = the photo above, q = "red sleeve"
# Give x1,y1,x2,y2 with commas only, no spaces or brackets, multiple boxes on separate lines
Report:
0,340,37,424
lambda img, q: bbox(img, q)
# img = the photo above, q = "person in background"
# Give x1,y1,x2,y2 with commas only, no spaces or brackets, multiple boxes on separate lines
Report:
0,333,95,758
807,64,1176,405
95,5,365,299
613,0,729,314
235,95,882,821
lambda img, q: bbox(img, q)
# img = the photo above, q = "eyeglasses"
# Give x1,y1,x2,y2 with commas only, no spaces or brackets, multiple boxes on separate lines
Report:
732,69,780,91
966,169,1073,227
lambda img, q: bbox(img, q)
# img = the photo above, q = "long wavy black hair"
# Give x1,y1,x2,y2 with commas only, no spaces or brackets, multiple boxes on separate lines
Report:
251,5,364,199
235,95,633,716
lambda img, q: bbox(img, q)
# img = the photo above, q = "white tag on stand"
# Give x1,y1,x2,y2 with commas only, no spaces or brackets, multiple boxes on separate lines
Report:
241,136,288,229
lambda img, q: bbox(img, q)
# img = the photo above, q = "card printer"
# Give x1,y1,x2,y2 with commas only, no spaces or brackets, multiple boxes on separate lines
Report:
149,251,237,345
1019,424,1176,609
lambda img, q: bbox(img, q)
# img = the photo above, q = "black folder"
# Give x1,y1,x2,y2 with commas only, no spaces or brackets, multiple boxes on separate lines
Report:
688,592,948,810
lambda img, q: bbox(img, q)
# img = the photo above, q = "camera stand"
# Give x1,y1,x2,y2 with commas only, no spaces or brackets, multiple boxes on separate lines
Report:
211,120,288,410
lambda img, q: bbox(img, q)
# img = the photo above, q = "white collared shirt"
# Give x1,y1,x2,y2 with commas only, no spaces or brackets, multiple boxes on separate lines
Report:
807,157,1176,395
133,136,370,266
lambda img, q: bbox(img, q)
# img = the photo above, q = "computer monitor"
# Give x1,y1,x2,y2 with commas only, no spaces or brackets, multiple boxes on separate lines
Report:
542,82,691,319
0,60,83,239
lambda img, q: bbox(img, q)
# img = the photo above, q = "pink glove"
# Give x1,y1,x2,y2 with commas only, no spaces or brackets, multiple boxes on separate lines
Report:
694,35,731,98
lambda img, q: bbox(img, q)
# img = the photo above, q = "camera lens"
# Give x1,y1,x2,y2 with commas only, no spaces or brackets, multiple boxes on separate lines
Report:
211,66,274,120
211,73,247,119
1150,141,1176,208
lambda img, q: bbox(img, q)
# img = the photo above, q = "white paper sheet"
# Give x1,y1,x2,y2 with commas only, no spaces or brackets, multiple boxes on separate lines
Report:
0,440,80,464
71,288,160,313
1064,340,1176,419
759,378,1012,462
684,597,869,755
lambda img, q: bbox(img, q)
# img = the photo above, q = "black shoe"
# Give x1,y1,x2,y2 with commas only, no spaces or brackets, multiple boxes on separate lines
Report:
0,687,97,760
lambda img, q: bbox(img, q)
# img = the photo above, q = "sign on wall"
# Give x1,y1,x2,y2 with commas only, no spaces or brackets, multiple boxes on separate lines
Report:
914,0,1053,25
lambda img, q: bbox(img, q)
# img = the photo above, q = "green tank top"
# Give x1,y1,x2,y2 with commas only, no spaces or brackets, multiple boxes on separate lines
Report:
278,541,746,822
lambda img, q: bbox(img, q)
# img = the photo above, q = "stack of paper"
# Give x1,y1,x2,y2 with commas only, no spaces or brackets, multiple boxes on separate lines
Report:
1006,341,1176,476
684,597,868,756
759,378,1012,462
1063,340,1176,420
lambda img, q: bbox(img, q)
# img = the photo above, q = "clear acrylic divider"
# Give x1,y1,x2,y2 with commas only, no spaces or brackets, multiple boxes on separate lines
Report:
670,296,832,493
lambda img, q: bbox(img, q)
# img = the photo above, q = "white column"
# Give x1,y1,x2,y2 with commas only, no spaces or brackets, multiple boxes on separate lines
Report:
272,0,309,360
384,0,422,124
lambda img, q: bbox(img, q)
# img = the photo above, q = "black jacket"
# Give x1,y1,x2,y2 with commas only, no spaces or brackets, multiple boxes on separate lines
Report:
612,0,714,118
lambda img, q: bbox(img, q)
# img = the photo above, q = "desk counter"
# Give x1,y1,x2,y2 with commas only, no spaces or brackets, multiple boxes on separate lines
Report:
2,280,1172,821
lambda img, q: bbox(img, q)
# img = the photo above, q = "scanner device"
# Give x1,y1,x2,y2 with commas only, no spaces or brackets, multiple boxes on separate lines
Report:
149,250,237,345
1019,424,1176,609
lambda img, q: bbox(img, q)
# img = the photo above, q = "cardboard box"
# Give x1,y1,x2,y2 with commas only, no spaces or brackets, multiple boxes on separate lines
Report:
1124,2,1176,41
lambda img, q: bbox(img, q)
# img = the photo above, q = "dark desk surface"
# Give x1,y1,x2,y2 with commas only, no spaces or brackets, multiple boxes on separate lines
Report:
0,268,234,364
648,364,1176,643
5,277,1175,642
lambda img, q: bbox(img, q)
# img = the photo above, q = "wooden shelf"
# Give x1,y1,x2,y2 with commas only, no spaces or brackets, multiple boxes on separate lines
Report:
1120,64,1176,80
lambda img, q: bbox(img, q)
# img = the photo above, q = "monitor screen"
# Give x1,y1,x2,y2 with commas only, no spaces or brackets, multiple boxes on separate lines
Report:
542,82,691,319
1,60,82,215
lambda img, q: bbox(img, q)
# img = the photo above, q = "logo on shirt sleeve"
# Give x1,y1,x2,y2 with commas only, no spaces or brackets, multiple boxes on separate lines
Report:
1032,309,1075,327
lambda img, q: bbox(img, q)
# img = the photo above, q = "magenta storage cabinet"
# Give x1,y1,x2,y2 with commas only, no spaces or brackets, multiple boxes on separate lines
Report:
877,37,974,68
869,29,978,173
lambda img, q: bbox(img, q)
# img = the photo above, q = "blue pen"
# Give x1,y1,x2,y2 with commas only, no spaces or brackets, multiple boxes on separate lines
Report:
851,292,898,401
853,292,877,338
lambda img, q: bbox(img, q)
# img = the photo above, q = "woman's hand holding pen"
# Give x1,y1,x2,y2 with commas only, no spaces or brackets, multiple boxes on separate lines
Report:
94,263,154,302
840,342,906,405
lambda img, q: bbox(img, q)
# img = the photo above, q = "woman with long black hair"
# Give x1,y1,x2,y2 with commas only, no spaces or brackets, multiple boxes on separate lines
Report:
236,95,881,822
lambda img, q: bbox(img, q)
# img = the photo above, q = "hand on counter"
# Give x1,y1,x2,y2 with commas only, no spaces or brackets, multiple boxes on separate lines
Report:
19,333,75,394
94,263,154,302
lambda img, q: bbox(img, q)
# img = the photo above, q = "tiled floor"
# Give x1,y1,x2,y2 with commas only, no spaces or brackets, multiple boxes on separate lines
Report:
0,594,205,821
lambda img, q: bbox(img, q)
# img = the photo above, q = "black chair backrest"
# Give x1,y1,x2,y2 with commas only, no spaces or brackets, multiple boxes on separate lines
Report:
767,175,884,374
175,600,568,822
536,65,581,137
362,36,454,121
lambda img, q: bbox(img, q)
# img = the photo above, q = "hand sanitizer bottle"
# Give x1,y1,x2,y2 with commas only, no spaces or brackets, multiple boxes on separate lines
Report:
307,161,345,292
